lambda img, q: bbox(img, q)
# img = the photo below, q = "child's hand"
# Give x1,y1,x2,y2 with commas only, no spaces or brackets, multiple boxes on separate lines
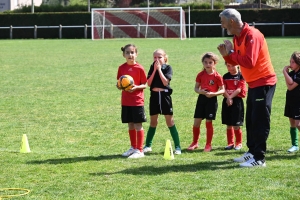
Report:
154,60,162,70
205,92,214,98
226,98,233,106
283,65,290,72
199,89,208,95
116,83,122,90
126,84,136,93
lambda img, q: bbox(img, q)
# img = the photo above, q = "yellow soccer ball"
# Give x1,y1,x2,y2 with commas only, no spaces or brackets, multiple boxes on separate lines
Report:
117,75,134,91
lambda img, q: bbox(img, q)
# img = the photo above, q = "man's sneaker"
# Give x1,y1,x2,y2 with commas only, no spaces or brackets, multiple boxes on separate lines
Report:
174,147,182,155
143,146,152,153
122,147,135,157
287,146,299,153
128,150,145,159
187,142,199,151
224,145,234,150
204,145,212,152
234,144,242,150
240,158,266,167
233,152,253,163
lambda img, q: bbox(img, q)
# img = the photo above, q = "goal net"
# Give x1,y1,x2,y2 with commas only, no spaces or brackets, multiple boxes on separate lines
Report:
91,7,186,40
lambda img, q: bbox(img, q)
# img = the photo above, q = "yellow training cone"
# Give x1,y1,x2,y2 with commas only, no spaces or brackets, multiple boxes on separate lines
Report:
164,139,174,160
20,134,31,153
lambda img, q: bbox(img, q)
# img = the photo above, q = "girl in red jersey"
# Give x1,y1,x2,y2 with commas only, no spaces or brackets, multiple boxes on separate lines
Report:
116,44,147,159
221,62,246,150
188,52,225,152
283,51,300,153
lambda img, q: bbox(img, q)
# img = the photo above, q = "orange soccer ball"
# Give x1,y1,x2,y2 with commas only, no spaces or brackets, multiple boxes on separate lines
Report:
117,75,134,91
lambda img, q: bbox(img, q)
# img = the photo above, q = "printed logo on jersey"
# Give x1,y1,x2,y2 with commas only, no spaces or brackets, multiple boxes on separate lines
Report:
255,98,264,101
209,80,215,85
128,68,133,72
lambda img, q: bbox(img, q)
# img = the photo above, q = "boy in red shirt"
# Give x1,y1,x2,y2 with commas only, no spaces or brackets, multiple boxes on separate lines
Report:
222,62,246,150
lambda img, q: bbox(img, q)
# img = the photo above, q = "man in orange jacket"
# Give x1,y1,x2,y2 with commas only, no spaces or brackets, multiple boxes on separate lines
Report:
217,8,277,167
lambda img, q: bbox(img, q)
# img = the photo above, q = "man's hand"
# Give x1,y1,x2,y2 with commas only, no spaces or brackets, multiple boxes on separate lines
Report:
217,43,228,56
223,40,233,51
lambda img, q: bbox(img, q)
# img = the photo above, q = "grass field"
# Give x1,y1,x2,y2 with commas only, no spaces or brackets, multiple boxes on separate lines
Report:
1,37,300,199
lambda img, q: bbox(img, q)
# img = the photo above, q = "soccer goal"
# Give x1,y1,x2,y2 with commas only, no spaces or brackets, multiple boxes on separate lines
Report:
91,7,186,40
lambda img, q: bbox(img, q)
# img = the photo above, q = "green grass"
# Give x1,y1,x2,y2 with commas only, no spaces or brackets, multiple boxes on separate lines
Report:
1,38,300,199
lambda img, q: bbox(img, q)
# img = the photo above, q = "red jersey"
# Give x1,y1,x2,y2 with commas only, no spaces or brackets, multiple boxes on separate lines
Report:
223,72,247,98
117,62,147,106
195,70,223,92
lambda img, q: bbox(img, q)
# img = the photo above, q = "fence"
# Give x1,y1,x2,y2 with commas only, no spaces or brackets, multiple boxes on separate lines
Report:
0,22,299,39
191,22,300,38
0,24,89,39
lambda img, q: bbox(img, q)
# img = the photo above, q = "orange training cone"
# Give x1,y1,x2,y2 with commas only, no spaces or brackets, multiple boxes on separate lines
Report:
164,139,174,160
20,134,31,153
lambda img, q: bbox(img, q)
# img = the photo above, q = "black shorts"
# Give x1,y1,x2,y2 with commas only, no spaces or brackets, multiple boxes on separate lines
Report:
149,90,173,115
121,106,147,123
194,95,217,120
284,100,300,120
221,97,244,126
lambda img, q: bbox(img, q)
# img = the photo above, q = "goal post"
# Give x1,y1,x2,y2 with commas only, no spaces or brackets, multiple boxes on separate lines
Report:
91,7,186,40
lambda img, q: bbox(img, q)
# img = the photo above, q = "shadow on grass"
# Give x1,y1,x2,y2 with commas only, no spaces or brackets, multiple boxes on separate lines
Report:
213,150,246,156
26,154,125,164
26,149,299,165
267,151,299,161
214,149,300,161
90,160,236,176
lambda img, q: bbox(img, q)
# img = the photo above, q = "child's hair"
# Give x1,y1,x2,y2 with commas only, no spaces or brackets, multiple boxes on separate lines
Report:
121,44,137,53
201,52,219,63
201,52,219,70
225,62,240,71
153,48,168,63
291,51,300,66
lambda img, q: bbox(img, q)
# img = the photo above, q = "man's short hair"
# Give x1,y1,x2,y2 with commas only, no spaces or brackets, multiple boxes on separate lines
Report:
219,9,242,23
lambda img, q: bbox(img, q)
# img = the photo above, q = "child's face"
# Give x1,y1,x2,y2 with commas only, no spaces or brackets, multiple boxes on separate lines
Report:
153,51,165,65
202,58,215,72
123,46,137,65
290,57,300,72
226,63,238,74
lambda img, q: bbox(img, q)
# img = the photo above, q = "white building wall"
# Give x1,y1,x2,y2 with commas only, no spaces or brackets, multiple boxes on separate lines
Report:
0,0,42,11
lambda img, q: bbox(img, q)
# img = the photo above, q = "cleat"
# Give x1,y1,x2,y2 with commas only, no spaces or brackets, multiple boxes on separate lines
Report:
174,147,182,155
143,146,152,153
204,145,212,152
122,147,135,157
187,142,199,151
287,146,299,153
224,145,234,150
128,150,145,158
234,144,242,150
